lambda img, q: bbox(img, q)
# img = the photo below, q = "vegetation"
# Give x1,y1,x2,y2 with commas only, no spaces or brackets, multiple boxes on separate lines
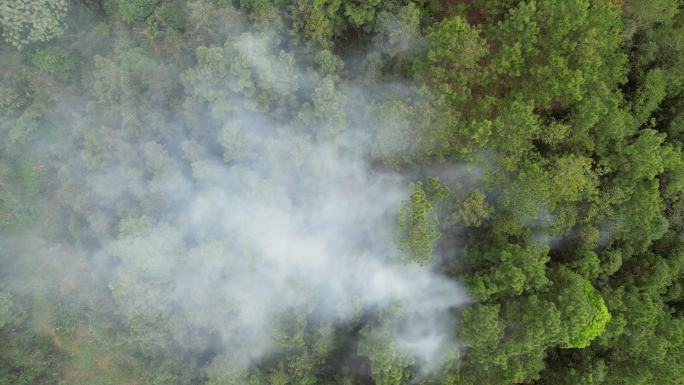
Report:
1,0,683,384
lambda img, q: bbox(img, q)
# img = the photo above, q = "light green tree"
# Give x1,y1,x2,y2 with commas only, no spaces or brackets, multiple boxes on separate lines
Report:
0,0,67,48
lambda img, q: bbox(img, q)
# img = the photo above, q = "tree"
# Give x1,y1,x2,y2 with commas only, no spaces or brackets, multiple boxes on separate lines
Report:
31,47,77,83
417,15,488,158
358,304,415,385
0,0,68,49
396,180,446,265
455,189,493,227
465,242,550,301
118,0,159,24
551,267,610,349
631,68,667,127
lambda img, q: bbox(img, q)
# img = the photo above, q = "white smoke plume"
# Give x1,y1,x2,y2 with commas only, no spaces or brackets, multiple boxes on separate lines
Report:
2,13,468,378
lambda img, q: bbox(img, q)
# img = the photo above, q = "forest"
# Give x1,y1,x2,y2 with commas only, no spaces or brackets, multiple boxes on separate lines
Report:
0,0,683,384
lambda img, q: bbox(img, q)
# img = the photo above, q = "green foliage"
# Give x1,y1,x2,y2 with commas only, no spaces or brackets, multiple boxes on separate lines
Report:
396,181,443,265
289,0,337,48
358,327,414,385
0,329,63,385
343,0,382,27
459,303,503,352
358,305,415,385
118,0,159,23
373,2,422,66
552,268,611,348
0,287,13,327
622,0,681,30
0,288,63,385
417,15,488,158
632,68,667,126
0,83,26,115
0,159,42,230
31,47,77,83
420,16,486,88
0,1,683,385
550,155,598,203
455,189,493,227
0,0,68,49
455,299,559,385
466,242,550,300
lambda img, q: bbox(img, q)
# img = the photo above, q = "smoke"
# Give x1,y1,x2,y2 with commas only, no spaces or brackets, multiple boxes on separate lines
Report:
1,6,468,378
103,32,466,366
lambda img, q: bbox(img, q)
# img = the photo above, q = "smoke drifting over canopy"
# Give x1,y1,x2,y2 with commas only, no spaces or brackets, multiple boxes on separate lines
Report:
100,31,468,370
2,13,467,380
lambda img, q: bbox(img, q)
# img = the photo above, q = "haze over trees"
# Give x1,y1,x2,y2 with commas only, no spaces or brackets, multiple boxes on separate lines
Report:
0,1,683,384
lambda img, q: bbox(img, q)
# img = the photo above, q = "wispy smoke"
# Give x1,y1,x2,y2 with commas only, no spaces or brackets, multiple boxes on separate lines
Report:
5,18,468,376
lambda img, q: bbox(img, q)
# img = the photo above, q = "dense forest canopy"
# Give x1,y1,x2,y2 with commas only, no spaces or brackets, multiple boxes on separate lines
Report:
0,0,683,384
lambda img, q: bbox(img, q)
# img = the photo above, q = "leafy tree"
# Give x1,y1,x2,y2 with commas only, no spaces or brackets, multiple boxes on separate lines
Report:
416,15,488,158
31,46,77,83
373,2,422,68
632,68,667,127
455,189,493,227
550,155,598,204
396,180,446,265
465,242,550,301
358,304,415,385
289,0,338,48
118,0,159,24
0,0,68,48
551,267,610,349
